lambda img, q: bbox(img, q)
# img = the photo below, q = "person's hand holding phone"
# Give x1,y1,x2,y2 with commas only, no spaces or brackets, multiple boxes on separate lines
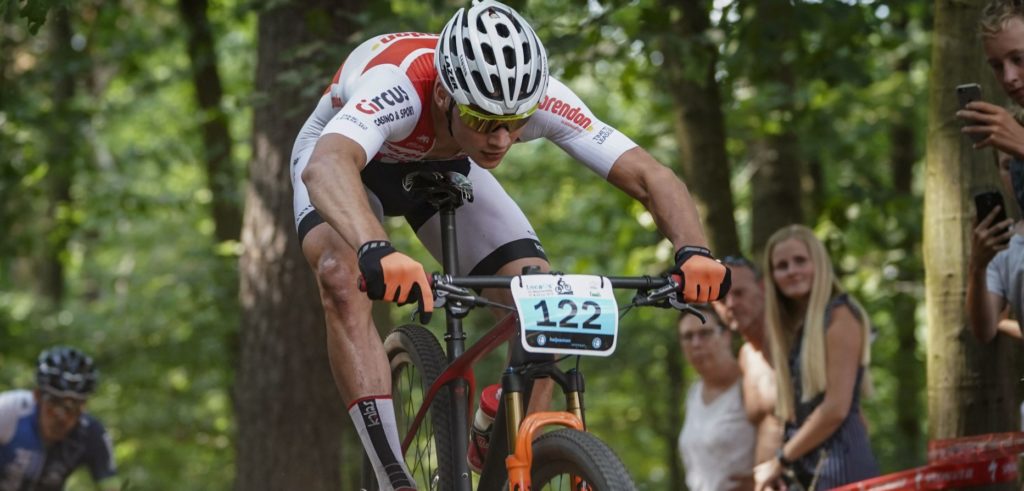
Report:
955,84,1024,158
970,191,1015,269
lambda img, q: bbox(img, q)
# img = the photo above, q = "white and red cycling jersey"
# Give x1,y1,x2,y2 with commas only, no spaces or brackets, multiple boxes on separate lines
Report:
290,32,639,275
292,31,637,170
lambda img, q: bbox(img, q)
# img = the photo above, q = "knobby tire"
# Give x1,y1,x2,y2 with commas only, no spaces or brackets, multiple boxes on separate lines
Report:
509,429,637,491
360,324,454,491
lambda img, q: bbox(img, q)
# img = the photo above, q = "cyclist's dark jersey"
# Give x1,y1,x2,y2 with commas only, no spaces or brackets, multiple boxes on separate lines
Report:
0,390,116,491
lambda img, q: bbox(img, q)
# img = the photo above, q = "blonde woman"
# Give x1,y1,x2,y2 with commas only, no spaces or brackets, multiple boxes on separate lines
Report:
753,225,878,491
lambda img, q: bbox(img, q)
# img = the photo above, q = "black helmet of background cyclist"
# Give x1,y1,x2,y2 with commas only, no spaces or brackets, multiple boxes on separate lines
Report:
36,346,98,399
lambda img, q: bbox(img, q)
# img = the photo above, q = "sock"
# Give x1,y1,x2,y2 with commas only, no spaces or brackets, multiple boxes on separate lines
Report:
349,396,417,491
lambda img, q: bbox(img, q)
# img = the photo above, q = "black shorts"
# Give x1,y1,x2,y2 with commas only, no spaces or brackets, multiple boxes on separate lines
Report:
293,158,547,276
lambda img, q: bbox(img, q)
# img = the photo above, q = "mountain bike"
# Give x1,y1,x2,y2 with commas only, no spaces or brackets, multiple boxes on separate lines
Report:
359,170,700,491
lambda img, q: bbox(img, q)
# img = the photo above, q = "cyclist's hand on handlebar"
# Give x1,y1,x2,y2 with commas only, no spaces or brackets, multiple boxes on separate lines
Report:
357,240,433,323
674,246,731,303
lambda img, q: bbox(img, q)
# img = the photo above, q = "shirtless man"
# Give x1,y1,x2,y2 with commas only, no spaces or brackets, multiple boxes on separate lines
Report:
716,256,782,465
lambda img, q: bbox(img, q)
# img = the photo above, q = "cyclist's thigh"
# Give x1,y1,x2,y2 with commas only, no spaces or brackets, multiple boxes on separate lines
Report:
414,162,548,277
291,140,384,250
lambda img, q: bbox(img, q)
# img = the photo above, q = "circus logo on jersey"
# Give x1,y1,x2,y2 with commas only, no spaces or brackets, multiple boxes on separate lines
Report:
538,96,594,131
355,85,412,115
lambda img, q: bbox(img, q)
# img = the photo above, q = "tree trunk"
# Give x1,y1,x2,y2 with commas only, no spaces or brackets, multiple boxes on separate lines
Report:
888,12,925,470
749,133,803,258
40,7,78,306
235,1,359,489
658,0,741,256
665,341,686,490
925,4,1018,487
746,0,804,258
178,0,242,242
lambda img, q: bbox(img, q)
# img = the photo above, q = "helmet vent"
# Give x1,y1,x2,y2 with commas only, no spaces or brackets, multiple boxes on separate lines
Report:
481,43,495,65
457,69,471,95
503,46,516,68
462,38,474,60
522,42,531,64
489,73,503,97
496,23,510,38
520,74,531,98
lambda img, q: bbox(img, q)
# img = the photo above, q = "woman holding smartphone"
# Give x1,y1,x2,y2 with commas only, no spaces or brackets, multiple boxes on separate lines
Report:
752,225,878,491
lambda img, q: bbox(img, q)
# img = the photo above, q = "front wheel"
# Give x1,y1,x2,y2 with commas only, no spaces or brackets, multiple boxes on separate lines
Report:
360,324,454,491
513,429,638,491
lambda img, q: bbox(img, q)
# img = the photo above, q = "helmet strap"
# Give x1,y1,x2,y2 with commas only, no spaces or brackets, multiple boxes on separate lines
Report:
446,99,455,137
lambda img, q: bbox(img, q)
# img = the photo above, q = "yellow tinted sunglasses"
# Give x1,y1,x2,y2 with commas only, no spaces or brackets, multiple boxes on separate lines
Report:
456,104,537,133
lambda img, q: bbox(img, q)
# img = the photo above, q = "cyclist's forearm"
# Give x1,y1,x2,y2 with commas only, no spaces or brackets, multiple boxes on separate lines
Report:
606,148,708,249
304,135,388,248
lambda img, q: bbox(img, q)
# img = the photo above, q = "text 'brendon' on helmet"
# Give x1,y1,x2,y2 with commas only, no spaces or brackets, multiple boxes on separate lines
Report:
435,0,549,116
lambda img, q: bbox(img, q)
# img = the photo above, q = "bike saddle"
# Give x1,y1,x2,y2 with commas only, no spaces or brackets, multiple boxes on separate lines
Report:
402,170,475,209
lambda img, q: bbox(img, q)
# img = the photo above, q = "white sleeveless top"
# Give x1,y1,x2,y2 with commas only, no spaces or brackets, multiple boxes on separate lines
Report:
678,380,756,491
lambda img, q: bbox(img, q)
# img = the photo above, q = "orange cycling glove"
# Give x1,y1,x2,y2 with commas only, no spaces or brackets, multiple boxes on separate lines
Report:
357,240,434,323
674,246,732,303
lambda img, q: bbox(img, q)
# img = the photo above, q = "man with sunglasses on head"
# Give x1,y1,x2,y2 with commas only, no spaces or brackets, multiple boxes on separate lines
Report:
291,1,730,488
0,347,119,491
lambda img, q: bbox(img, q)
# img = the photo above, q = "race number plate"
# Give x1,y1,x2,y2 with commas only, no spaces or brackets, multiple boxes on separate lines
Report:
511,274,619,357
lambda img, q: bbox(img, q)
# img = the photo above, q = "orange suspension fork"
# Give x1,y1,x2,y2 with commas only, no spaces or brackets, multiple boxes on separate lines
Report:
505,411,584,491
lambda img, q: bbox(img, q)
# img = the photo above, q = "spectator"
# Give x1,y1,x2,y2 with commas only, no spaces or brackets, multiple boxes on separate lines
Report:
967,150,1022,342
678,306,755,491
716,256,784,466
960,0,1024,342
0,347,119,491
959,0,1024,161
753,225,878,491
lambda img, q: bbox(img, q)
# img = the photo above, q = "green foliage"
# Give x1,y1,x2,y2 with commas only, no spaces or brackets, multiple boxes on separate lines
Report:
1,0,941,488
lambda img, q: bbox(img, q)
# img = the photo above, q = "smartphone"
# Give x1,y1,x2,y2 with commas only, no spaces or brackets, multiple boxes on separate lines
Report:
956,83,986,143
974,190,1010,244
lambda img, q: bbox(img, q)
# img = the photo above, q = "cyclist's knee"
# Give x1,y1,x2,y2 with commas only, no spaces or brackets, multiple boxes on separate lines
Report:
315,251,364,315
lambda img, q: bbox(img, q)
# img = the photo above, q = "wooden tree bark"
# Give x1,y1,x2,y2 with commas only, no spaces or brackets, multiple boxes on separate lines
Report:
664,340,686,490
745,0,804,258
235,1,359,489
888,10,925,470
925,1,1018,480
179,0,242,242
658,0,741,256
40,7,79,306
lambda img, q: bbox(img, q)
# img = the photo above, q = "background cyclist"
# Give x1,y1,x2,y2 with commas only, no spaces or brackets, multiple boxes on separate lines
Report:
0,347,119,491
290,1,731,488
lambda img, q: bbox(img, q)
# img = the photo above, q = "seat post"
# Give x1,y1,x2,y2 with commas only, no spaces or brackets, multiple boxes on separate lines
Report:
440,206,459,277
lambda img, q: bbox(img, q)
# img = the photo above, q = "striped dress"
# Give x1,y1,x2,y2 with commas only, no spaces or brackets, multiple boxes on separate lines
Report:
784,294,879,489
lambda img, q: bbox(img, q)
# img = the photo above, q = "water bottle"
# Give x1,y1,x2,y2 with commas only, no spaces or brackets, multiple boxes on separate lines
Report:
468,383,501,471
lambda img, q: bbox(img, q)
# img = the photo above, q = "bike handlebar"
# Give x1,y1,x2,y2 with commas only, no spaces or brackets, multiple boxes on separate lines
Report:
431,272,703,319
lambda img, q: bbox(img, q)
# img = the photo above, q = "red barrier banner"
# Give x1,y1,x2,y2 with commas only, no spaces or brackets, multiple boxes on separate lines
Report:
927,432,1024,463
831,455,1017,491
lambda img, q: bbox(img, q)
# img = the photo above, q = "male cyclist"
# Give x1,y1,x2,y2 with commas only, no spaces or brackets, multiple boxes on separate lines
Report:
291,1,730,489
0,347,119,491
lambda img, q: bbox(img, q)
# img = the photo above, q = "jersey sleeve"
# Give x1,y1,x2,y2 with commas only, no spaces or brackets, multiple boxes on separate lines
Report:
518,77,638,178
321,65,422,166
82,416,117,482
0,390,33,445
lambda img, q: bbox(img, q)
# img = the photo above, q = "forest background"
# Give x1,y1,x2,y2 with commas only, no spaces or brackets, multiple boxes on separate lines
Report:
2,0,1020,489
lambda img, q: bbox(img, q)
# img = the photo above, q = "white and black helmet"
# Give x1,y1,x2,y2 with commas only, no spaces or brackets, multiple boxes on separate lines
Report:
37,346,98,399
435,0,549,116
